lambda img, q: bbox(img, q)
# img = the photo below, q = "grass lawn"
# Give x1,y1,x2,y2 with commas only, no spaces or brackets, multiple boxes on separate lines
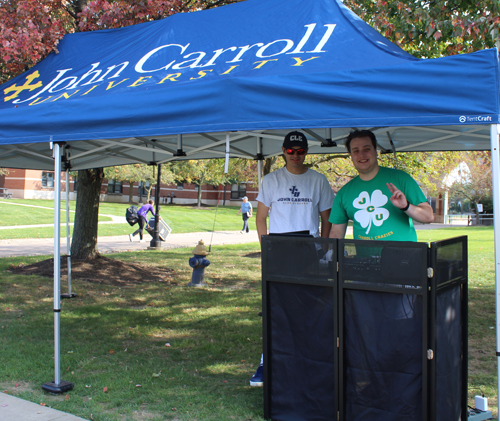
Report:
0,223,497,419
0,199,244,239
417,227,497,416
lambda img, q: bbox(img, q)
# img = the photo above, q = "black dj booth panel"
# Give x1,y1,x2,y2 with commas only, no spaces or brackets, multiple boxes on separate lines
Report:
429,237,468,421
262,236,338,421
261,236,468,421
339,240,429,421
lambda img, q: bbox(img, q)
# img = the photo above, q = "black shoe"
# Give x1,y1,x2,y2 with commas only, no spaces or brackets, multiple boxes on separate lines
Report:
250,365,263,387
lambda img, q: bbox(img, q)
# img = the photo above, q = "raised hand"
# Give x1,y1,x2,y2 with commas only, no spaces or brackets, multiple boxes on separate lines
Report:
386,182,408,210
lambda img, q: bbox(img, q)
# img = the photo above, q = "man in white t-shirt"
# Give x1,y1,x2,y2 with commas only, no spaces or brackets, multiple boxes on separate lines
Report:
256,131,334,240
250,131,334,386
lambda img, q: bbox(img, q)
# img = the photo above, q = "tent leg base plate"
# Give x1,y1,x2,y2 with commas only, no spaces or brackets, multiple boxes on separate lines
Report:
42,381,74,394
61,293,77,299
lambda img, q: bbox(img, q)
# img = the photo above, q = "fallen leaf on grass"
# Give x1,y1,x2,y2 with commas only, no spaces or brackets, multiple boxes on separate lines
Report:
103,386,108,393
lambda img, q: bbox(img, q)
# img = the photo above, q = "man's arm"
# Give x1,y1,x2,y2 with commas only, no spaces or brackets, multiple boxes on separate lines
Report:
330,223,348,239
256,202,269,244
386,182,434,223
319,209,332,238
406,202,434,224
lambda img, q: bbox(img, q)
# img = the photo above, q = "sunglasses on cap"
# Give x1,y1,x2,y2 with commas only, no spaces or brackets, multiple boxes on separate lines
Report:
285,148,307,156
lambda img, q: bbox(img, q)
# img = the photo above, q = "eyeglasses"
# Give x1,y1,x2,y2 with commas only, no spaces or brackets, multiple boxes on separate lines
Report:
285,148,307,156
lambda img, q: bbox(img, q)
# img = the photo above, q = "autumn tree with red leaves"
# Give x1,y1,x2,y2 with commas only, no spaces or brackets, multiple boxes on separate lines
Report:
0,0,70,84
344,0,500,58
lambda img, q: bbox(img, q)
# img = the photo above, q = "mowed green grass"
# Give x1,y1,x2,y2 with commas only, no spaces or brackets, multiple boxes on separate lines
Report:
0,201,497,419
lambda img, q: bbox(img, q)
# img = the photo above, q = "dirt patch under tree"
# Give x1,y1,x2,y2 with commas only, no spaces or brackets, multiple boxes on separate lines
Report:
9,255,176,287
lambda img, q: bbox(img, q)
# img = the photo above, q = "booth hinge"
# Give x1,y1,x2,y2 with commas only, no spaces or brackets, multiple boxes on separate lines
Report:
337,262,339,272
337,337,339,348
427,349,434,360
427,267,434,278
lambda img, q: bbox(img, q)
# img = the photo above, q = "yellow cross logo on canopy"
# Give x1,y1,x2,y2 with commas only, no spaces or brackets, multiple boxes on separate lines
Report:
4,71,43,102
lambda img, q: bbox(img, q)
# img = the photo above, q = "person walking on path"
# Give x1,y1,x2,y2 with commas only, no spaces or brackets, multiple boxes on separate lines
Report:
237,196,253,233
250,130,334,387
129,199,159,243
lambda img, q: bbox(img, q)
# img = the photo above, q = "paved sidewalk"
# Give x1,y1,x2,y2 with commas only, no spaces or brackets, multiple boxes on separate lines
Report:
0,393,88,421
0,230,260,258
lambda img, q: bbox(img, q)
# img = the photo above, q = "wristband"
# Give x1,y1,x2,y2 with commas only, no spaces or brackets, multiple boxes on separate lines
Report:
400,201,410,212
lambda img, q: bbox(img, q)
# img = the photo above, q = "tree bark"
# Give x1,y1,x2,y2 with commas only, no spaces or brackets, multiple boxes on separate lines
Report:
70,168,104,259
196,172,205,207
263,157,277,176
128,181,134,203
197,184,203,207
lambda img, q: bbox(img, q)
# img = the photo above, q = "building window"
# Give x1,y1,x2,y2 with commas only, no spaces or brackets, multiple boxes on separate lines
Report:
231,183,247,200
107,179,122,194
42,172,54,188
176,182,184,190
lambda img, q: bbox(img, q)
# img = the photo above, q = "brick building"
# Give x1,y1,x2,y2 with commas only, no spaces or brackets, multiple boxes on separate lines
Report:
0,169,258,206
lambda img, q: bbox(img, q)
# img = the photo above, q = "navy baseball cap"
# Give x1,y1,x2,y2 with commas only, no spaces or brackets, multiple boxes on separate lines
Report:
283,131,308,149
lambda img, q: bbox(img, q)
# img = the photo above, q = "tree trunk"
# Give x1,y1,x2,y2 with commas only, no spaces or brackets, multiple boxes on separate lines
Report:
197,184,202,207
128,181,134,203
70,168,104,260
196,172,205,207
146,185,154,202
471,201,480,225
263,157,277,176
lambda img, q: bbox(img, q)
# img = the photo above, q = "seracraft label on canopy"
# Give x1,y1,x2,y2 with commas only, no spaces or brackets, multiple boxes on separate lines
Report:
3,23,336,106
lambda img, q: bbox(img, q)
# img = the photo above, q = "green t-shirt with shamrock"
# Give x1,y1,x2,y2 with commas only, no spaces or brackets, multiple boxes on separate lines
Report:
329,167,428,242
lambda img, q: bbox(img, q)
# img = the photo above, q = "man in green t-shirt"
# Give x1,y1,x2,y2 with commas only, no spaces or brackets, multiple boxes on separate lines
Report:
329,130,434,240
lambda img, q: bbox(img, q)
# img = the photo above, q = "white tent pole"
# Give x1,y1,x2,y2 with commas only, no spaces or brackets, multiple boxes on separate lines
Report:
42,142,73,394
54,143,62,385
224,133,230,174
490,124,500,420
65,170,72,296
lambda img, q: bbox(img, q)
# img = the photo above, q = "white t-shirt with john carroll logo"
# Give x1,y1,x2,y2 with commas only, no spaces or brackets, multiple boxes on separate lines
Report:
256,166,334,237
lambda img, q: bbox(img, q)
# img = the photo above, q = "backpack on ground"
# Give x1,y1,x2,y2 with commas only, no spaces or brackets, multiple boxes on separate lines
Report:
125,205,139,226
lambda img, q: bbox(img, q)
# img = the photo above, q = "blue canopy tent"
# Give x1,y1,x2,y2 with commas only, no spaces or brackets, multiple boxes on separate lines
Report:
1,0,500,413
